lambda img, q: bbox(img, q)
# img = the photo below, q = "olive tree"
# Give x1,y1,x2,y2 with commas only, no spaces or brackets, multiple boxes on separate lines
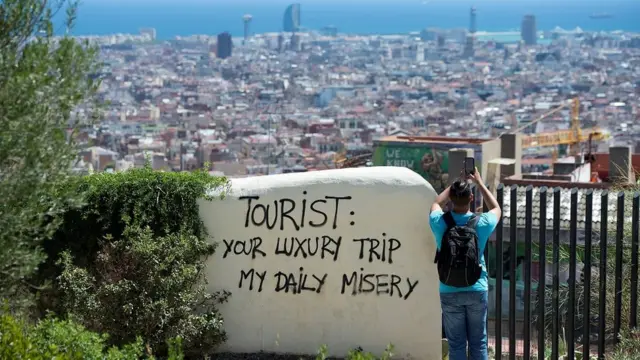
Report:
0,0,100,308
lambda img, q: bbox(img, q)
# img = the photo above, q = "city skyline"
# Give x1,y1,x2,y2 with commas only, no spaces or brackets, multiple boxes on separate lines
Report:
89,0,637,4
66,0,639,40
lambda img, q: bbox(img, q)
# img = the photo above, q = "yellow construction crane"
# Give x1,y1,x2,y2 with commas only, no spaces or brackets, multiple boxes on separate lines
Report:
337,98,610,171
333,149,348,168
515,98,610,156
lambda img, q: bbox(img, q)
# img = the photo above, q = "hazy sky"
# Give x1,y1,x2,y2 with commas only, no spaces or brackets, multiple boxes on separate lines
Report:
69,0,637,37
88,0,633,4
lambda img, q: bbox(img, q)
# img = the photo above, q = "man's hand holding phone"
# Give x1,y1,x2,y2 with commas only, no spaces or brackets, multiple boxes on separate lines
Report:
464,157,475,176
467,167,483,185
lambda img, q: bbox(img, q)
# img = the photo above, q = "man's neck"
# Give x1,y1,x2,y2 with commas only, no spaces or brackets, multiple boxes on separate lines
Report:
452,207,470,214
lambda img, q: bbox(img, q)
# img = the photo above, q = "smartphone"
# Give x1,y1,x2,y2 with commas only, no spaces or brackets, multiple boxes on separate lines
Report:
464,157,475,175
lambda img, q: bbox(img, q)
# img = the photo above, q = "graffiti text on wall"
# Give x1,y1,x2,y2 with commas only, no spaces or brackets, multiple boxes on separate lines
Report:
223,193,419,300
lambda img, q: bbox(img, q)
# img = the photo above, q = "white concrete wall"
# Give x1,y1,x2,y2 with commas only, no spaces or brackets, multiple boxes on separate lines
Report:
199,167,440,359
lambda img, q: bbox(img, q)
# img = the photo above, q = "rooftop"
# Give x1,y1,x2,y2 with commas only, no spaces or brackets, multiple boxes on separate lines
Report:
376,135,493,145
502,185,633,233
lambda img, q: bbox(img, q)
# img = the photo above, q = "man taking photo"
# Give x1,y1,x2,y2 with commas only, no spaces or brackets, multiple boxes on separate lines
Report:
430,168,501,360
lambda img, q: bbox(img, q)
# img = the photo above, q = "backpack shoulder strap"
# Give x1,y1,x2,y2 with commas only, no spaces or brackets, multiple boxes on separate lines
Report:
466,214,480,229
443,211,456,230
436,211,456,264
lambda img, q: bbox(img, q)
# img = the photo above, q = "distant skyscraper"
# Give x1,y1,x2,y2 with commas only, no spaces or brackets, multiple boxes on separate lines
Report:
463,35,475,58
277,33,285,52
521,14,537,45
465,7,476,58
242,14,252,44
469,7,477,34
290,33,301,51
420,28,440,42
216,32,233,59
283,3,301,32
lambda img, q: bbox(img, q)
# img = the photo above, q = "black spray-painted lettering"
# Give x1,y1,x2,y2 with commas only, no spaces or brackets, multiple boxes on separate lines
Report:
239,193,353,231
324,196,352,229
352,234,401,264
340,268,419,300
238,269,267,292
274,267,328,294
274,235,342,261
308,199,327,227
222,237,266,259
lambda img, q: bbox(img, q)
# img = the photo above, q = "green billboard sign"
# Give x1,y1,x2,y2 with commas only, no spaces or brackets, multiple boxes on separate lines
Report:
372,145,450,192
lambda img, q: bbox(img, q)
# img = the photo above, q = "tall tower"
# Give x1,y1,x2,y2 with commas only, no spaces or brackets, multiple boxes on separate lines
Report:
521,14,537,45
277,33,285,52
216,32,233,59
469,6,477,34
463,35,475,58
465,6,477,58
283,4,301,32
242,14,252,44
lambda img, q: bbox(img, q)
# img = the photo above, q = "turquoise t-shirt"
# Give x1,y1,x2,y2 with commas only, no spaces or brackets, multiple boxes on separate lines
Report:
429,210,499,293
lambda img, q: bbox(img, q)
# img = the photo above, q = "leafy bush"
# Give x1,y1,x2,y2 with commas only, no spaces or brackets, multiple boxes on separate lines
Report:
607,329,640,360
40,166,229,356
0,311,159,360
57,226,230,355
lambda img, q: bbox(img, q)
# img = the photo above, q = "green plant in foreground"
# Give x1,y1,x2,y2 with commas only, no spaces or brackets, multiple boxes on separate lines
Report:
56,225,230,356
1,310,186,359
316,344,395,360
607,329,640,360
42,167,230,356
316,344,329,360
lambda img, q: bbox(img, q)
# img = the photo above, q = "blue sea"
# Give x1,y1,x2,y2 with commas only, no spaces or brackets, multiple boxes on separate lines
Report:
68,0,640,39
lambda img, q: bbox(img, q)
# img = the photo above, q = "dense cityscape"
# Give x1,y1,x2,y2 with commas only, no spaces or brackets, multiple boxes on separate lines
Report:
4,1,640,359
71,3,639,187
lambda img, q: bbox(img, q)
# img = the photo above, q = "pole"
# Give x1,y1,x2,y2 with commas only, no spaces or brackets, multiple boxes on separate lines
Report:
180,143,184,172
267,114,272,175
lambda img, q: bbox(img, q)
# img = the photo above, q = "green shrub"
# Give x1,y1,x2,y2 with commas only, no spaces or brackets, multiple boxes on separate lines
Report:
0,310,164,360
39,166,230,356
57,226,230,355
607,329,640,360
41,166,227,274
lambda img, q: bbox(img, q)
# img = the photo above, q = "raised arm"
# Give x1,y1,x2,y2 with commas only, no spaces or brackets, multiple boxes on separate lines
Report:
469,167,501,220
430,185,451,213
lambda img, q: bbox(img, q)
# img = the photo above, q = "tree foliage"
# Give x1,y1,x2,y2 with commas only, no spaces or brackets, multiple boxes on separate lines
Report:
0,0,100,308
46,167,230,355
0,309,153,360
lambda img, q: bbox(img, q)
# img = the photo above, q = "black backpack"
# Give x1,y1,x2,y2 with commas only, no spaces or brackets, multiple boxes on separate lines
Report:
434,212,482,288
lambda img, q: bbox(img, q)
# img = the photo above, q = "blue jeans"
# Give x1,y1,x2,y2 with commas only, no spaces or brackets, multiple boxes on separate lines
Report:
441,291,488,360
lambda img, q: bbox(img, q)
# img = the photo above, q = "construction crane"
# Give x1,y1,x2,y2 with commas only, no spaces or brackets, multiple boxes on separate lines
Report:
516,98,610,157
334,150,374,169
338,98,611,172
334,149,347,168
337,152,373,168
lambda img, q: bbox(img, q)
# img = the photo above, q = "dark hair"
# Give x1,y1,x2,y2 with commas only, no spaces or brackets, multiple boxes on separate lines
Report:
450,180,472,207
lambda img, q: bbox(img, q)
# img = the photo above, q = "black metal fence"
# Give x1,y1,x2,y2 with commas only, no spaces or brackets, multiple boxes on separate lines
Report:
484,184,640,360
